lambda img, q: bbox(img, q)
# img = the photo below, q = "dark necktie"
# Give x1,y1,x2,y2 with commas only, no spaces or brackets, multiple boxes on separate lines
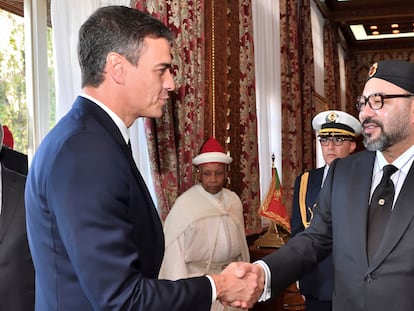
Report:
127,140,133,157
367,164,398,262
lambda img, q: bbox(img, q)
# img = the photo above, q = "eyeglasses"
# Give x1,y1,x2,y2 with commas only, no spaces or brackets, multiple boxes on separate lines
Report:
319,137,353,146
356,93,414,111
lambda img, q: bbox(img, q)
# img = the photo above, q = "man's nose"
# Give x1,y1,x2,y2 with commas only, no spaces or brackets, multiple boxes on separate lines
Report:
164,70,175,91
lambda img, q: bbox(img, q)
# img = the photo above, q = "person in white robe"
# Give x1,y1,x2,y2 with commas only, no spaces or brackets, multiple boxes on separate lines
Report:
159,137,250,311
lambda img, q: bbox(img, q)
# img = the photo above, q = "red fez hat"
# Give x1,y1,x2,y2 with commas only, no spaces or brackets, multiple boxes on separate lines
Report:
2,125,14,149
192,137,233,166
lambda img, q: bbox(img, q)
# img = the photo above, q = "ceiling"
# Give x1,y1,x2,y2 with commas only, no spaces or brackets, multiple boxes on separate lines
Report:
0,0,51,26
0,0,22,16
316,0,414,52
1,0,414,53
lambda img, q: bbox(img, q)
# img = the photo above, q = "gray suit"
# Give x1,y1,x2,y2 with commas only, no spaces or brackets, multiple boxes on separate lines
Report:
263,150,414,311
0,165,35,311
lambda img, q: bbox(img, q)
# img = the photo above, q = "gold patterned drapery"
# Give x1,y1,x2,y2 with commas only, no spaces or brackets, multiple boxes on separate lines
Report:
204,0,261,234
132,0,262,234
133,0,206,218
323,20,341,110
280,0,315,214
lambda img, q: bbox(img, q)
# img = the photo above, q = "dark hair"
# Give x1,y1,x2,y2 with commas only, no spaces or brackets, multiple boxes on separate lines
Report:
78,6,173,88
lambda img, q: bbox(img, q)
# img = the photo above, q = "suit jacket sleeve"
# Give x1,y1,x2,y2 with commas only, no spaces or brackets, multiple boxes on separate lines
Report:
262,165,334,297
45,132,212,310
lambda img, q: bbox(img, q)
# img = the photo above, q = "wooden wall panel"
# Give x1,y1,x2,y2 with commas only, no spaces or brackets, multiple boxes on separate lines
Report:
204,1,242,195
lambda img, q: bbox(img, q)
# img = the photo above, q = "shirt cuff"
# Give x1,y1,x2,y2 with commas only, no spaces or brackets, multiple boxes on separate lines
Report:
254,260,272,301
205,275,217,303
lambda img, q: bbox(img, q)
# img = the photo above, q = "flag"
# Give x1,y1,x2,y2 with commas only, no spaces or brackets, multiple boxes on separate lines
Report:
259,166,291,233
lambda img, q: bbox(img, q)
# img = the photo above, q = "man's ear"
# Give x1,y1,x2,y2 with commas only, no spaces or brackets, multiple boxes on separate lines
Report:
410,97,414,124
106,52,125,85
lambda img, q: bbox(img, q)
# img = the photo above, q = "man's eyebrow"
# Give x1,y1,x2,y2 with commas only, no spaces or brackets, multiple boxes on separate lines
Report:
157,63,172,68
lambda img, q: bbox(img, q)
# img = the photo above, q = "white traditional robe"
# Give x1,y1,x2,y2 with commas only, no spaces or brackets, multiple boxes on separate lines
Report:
159,184,250,311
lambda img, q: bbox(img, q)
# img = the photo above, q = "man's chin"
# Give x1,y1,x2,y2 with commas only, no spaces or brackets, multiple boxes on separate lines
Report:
147,109,164,119
363,137,385,152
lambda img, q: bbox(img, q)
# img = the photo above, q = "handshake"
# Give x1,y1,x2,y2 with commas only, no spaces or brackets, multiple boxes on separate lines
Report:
211,262,266,309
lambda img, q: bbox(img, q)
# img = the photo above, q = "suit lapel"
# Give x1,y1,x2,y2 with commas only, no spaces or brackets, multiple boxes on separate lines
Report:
348,152,375,228
342,151,375,267
0,167,19,243
308,167,324,204
369,161,414,269
123,143,160,219
74,97,159,222
305,168,324,223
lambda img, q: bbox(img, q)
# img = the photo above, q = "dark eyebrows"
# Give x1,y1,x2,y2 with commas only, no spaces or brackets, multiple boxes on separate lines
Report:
158,62,172,69
156,63,172,73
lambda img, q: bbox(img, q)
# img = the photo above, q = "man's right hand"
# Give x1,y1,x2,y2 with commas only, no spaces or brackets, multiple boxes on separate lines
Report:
211,262,265,309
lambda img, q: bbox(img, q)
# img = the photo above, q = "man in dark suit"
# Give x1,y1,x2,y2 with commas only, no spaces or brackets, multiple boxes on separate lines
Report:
0,146,28,175
0,124,35,311
252,59,414,311
25,6,262,311
290,110,360,311
0,125,28,175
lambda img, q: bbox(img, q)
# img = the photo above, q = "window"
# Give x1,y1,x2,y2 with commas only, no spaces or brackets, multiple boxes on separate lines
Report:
0,7,55,155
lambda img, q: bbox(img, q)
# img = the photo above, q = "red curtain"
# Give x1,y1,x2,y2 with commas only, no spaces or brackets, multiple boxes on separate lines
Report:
280,0,316,213
324,20,341,110
133,0,206,219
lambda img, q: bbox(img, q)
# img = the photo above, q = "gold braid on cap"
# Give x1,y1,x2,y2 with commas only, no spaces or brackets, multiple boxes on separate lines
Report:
319,128,355,137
